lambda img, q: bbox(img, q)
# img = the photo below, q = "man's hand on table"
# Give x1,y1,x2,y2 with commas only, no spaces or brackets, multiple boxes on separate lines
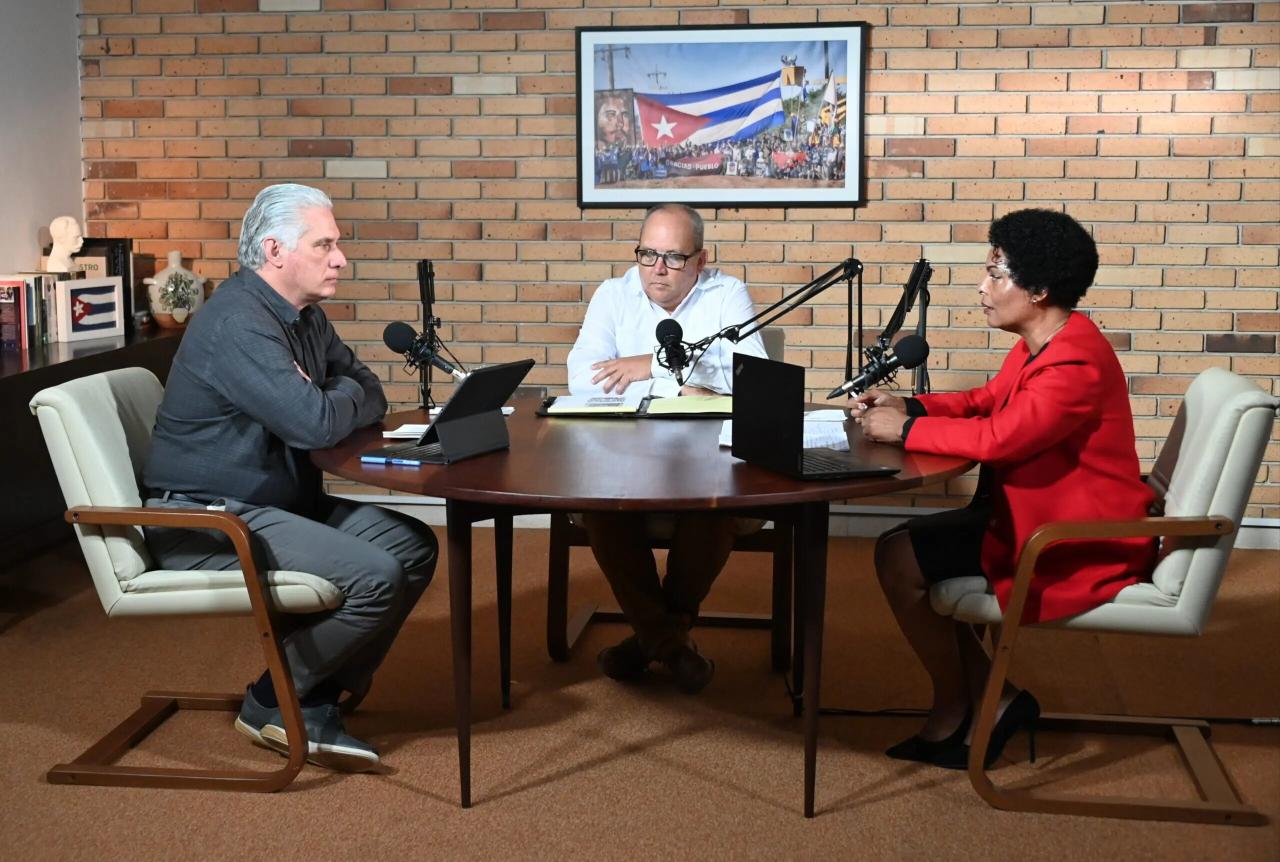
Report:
590,354,652,394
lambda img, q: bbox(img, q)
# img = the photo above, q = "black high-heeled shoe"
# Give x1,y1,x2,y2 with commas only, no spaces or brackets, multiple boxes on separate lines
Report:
931,690,1040,770
885,711,972,763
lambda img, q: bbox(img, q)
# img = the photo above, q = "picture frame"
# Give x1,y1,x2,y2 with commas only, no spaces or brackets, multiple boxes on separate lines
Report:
577,22,867,209
55,276,125,342
73,237,135,333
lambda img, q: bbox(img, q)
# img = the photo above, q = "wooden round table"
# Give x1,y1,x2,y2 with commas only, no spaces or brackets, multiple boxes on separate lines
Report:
314,395,973,817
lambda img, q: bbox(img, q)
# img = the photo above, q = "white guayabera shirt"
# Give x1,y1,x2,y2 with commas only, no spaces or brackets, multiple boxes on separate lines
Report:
567,265,767,398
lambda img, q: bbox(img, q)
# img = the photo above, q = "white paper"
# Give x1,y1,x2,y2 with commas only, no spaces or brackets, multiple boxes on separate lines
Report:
803,409,848,423
719,418,850,451
383,406,514,438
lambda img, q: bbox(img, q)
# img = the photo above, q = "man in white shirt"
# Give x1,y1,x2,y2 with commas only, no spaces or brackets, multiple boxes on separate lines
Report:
567,203,766,694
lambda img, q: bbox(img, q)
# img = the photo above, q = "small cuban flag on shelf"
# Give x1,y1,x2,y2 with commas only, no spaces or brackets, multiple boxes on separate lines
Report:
69,282,118,335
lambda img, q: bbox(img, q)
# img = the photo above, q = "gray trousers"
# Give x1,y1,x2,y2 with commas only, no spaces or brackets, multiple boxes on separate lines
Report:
144,493,437,699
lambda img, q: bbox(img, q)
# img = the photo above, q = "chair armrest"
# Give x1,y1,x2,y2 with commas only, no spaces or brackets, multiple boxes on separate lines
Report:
67,505,252,542
64,505,281,625
1000,515,1234,629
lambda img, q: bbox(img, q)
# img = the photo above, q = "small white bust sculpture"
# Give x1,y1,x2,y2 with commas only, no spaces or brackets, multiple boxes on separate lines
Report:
46,216,85,273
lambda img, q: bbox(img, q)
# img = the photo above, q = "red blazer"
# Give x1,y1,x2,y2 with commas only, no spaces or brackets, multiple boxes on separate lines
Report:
907,312,1156,623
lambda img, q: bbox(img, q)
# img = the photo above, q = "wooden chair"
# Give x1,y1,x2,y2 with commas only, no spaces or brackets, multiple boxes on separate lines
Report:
930,367,1277,825
29,367,339,791
545,328,794,671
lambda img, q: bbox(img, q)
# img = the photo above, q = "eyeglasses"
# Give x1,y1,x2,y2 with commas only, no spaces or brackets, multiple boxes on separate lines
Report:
634,247,699,270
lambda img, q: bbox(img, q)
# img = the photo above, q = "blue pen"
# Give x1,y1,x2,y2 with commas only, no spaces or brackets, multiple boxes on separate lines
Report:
360,456,422,466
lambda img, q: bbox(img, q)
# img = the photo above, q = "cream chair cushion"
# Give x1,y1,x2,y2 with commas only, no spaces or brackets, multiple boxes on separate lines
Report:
30,367,341,618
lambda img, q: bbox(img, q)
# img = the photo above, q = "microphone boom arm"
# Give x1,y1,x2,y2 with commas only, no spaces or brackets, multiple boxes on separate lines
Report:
685,258,864,363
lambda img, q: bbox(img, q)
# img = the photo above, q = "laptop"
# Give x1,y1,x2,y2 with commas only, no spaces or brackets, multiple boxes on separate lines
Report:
731,353,900,481
361,358,535,465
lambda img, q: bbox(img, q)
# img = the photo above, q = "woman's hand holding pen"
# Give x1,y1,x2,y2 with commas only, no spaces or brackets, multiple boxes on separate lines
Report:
852,389,909,446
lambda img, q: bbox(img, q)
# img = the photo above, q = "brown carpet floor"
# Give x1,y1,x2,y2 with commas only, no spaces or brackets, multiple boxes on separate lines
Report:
1,531,1277,861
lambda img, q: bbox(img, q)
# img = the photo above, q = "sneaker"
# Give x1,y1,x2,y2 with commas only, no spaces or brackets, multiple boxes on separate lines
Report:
597,634,651,681
233,686,279,750
260,703,381,773
663,643,715,695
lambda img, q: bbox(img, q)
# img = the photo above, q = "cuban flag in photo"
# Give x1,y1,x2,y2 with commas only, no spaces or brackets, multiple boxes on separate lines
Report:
635,70,785,148
70,283,117,333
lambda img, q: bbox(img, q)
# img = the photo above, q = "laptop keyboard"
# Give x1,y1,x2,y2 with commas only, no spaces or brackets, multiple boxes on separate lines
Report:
802,449,859,474
388,441,445,462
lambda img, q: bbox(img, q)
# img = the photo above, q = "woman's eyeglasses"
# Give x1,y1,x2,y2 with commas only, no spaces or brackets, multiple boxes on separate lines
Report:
634,247,699,270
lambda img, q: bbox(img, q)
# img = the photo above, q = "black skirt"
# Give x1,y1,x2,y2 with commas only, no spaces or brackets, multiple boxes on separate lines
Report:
888,504,990,584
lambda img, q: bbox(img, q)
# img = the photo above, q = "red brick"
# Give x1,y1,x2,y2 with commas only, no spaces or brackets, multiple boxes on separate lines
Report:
87,161,138,179
482,12,545,30
288,139,353,158
103,99,166,118
197,0,255,11
453,160,517,179
884,139,955,158
290,98,351,116
388,77,451,95
106,181,167,199
1182,3,1256,23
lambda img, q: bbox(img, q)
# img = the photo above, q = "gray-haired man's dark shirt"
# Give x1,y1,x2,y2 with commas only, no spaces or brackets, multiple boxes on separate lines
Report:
143,268,386,513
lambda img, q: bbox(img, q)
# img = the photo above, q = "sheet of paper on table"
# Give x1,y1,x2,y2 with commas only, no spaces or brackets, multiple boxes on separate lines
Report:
544,382,650,415
718,414,851,451
383,406,515,438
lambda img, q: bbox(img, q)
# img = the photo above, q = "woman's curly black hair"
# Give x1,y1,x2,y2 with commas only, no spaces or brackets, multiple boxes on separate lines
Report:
988,209,1098,309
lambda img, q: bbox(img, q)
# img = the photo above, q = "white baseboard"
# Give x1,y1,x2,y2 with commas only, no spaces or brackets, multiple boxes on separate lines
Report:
340,495,1280,551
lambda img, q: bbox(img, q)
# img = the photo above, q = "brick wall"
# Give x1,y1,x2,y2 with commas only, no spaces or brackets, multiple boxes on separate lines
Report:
77,0,1279,515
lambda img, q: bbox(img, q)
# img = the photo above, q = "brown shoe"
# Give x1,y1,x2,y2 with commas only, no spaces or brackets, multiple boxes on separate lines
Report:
663,642,715,694
597,635,650,681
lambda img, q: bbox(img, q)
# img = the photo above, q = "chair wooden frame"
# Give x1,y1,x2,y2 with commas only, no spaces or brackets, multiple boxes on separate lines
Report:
967,515,1265,826
49,505,310,792
545,511,794,672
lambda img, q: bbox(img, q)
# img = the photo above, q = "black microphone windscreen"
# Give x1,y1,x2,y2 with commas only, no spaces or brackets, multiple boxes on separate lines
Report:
655,318,683,344
383,320,417,353
894,335,930,368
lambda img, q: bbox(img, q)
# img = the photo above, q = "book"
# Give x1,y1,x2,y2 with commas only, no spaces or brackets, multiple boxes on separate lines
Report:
0,281,22,350
72,255,109,279
3,272,63,344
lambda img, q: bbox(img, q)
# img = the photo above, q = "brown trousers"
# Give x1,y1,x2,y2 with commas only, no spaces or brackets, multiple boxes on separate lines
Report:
580,511,744,660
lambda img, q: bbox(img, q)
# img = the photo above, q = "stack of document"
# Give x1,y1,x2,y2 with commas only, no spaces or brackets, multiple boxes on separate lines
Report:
544,386,648,415
719,409,850,450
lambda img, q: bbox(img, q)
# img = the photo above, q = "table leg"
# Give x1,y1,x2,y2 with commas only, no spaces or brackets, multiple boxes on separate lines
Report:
446,500,473,809
789,515,805,716
495,512,513,710
796,501,829,819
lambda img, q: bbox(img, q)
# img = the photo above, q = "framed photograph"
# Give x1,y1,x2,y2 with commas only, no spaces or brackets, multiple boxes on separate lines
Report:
73,237,135,333
55,276,125,342
577,22,867,209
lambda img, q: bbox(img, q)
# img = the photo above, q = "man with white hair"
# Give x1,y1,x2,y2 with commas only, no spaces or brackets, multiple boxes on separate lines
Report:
142,183,438,772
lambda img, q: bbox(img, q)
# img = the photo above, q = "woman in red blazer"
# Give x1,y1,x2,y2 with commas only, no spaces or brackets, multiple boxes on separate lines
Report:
853,209,1156,770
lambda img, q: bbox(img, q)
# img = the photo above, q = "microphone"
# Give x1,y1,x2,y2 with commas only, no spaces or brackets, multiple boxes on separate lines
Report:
383,321,468,382
826,335,929,399
654,318,690,377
